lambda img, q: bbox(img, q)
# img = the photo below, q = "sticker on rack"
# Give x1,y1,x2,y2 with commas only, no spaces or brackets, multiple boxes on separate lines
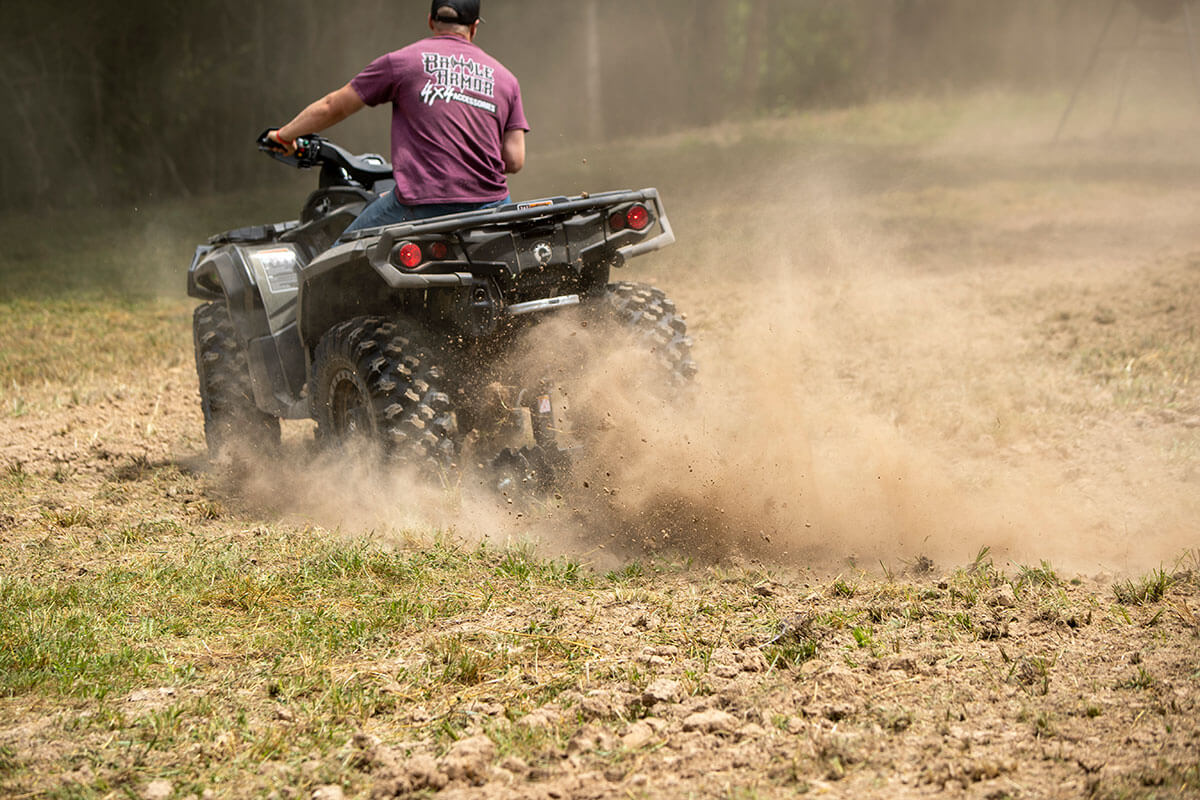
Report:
537,395,552,415
250,248,299,293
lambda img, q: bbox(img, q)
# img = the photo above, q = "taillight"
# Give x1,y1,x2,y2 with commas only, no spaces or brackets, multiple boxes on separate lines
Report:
626,204,650,231
608,211,627,232
429,241,450,260
396,242,422,269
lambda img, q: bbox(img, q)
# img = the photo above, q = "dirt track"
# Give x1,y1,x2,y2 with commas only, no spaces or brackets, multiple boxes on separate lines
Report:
1,110,1199,798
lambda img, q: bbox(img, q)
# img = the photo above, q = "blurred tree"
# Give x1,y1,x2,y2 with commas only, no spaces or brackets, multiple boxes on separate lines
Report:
584,0,604,140
764,0,869,109
685,0,732,125
0,0,1117,212
738,0,770,111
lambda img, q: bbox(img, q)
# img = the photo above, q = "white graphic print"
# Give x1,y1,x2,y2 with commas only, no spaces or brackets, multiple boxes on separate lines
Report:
420,53,498,114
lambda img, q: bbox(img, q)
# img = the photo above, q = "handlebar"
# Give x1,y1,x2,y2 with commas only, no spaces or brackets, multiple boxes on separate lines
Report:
256,129,323,168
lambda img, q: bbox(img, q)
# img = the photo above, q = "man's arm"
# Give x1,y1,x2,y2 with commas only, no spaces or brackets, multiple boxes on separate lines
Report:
502,129,525,174
271,83,365,152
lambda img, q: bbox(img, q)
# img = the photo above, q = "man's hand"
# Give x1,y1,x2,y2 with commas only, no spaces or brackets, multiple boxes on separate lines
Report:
267,129,298,156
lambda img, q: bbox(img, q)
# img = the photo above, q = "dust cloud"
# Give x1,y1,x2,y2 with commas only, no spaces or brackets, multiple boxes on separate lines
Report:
661,152,1194,574
224,103,1199,577
647,132,1197,575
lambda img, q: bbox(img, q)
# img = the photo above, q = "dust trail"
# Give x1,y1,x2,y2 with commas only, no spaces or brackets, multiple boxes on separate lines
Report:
499,138,1197,573
225,128,1198,575
601,139,1199,573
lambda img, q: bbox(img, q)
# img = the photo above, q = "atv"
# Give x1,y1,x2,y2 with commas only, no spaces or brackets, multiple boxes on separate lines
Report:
187,131,695,488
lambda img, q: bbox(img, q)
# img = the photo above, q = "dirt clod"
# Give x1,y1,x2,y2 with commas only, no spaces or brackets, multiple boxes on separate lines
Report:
442,735,495,785
141,780,172,800
988,585,1018,608
641,678,682,706
621,720,659,750
681,709,738,734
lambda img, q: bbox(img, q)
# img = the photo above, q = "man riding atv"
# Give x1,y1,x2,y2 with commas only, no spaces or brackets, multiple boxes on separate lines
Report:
268,0,528,231
188,0,692,491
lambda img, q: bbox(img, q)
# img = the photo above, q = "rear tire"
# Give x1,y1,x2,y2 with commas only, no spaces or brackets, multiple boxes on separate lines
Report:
193,302,281,458
597,281,697,383
310,316,458,475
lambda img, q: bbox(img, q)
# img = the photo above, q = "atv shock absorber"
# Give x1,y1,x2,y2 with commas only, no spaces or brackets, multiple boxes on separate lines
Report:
524,379,557,453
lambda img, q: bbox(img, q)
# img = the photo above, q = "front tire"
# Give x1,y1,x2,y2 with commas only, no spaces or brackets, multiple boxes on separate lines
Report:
193,302,281,458
310,316,458,475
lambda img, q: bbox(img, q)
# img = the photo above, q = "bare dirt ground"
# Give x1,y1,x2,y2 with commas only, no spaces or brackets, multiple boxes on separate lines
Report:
1,101,1199,798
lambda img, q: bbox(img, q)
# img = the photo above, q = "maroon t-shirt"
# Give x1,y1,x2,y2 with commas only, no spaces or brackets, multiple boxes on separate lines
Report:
351,35,528,205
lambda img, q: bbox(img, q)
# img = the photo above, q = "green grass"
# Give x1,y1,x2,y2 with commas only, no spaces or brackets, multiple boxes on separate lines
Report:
3,459,30,488
1117,666,1158,691
0,520,639,796
1113,568,1174,606
763,638,818,669
1014,561,1061,593
0,576,166,699
2,501,1196,797
830,577,857,598
0,531,591,702
493,541,589,587
0,298,192,400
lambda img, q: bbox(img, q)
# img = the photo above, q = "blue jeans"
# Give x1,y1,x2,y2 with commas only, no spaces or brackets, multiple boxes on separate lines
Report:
339,190,510,239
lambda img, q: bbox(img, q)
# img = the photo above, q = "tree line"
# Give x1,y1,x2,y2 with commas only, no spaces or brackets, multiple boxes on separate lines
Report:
0,0,1150,211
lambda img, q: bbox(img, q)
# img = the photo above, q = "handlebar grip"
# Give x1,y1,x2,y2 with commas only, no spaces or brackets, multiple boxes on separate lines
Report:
256,129,288,153
256,128,322,167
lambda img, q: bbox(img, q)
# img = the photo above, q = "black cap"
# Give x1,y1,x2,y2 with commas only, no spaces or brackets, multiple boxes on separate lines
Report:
431,0,481,25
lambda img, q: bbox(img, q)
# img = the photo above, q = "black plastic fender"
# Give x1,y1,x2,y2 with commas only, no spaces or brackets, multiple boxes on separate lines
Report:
296,241,414,353
187,244,309,419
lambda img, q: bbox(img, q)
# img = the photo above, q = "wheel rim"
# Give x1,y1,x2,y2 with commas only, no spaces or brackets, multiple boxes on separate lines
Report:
329,369,372,437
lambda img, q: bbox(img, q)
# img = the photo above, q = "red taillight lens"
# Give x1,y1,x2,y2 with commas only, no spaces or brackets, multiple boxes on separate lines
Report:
626,204,650,231
608,211,626,232
397,242,422,269
429,241,450,260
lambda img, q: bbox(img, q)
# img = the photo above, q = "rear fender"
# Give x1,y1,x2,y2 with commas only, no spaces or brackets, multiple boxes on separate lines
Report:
300,243,514,345
297,242,417,352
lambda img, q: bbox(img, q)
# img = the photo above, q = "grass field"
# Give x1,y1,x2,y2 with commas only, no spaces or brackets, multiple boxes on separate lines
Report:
1,93,1199,799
